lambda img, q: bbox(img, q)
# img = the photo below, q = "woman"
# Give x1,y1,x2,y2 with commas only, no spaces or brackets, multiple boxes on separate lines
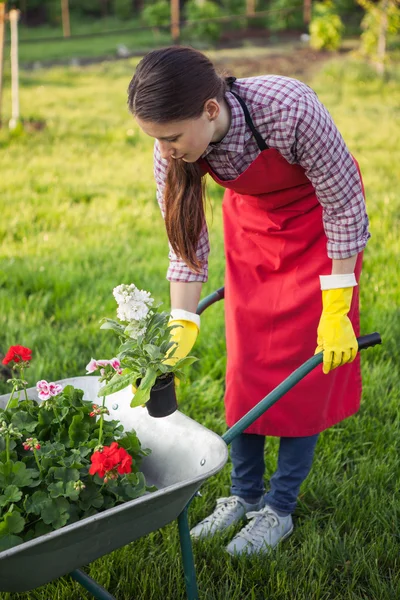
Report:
127,46,370,556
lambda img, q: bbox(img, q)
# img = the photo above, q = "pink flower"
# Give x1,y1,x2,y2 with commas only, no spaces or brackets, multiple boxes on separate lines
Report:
49,382,63,396
36,380,63,401
110,358,123,374
36,380,50,401
86,358,98,373
96,360,110,368
85,357,123,375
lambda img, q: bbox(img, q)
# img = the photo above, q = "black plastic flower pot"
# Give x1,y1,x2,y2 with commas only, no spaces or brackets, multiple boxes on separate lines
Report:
145,374,178,418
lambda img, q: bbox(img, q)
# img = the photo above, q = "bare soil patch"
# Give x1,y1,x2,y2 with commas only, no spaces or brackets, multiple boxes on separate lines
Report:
212,46,336,81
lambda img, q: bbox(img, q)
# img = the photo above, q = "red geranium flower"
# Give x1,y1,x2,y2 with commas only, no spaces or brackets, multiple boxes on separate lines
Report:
89,442,132,479
2,345,32,365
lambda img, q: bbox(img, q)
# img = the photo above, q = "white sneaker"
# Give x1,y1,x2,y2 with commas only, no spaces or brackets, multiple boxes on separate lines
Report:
190,495,265,539
226,504,293,556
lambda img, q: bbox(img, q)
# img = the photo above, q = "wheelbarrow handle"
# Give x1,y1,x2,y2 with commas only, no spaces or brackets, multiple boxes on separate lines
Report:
196,287,224,315
222,332,382,446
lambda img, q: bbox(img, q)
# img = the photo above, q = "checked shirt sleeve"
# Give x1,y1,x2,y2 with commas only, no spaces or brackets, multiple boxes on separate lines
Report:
153,142,209,282
279,92,370,259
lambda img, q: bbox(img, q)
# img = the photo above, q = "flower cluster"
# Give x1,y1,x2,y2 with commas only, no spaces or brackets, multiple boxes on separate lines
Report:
73,480,86,492
89,442,133,483
2,345,32,365
113,283,153,328
22,437,41,451
0,420,23,439
89,403,110,417
86,357,122,377
36,380,63,401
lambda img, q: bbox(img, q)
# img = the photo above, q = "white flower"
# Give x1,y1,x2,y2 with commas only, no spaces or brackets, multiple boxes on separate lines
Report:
113,283,154,323
125,321,147,340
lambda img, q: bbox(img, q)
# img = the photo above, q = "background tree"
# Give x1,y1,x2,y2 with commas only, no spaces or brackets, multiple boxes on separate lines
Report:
357,0,400,75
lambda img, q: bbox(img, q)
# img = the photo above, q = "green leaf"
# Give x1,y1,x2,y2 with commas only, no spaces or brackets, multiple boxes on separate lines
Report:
0,461,13,487
130,387,151,407
11,411,38,434
130,367,157,408
62,385,85,408
0,485,22,508
120,472,147,499
48,480,80,501
173,356,198,369
143,344,162,360
41,497,70,529
53,467,80,484
100,318,124,333
98,372,137,397
118,430,142,454
11,462,38,488
61,450,84,469
7,398,20,410
0,511,25,536
24,491,49,515
68,414,90,447
78,484,104,510
0,534,23,551
34,521,53,538
38,408,53,427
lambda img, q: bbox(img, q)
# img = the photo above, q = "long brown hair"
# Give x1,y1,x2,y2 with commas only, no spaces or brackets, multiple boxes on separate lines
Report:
127,46,226,273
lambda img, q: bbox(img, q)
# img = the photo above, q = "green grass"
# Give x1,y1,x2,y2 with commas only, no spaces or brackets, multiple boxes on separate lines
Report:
0,51,399,599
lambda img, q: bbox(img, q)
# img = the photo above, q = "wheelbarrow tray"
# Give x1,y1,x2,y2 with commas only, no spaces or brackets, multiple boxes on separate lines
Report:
0,376,228,593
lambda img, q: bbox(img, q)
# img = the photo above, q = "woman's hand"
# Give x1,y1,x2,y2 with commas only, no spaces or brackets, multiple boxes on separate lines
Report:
315,274,358,374
165,309,200,365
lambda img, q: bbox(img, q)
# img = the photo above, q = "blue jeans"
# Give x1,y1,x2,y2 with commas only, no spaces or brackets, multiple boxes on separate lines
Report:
230,433,319,515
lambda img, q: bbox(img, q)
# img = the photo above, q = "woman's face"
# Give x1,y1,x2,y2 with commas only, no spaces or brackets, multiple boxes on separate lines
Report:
135,99,222,163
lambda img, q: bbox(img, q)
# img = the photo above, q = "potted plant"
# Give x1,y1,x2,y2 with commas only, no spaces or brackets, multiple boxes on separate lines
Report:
91,283,197,418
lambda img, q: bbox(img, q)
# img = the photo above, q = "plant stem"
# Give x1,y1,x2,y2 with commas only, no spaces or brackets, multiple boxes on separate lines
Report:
6,433,10,464
20,366,29,401
98,396,106,445
33,448,43,477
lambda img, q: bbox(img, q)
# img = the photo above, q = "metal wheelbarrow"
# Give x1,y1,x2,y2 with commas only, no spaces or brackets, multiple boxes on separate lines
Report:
0,287,381,600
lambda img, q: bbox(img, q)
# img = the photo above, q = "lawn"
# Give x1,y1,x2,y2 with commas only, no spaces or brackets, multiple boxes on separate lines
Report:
0,47,399,599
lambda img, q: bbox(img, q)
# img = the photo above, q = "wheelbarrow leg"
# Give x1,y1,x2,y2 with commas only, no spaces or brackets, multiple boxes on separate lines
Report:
177,507,199,600
70,569,116,600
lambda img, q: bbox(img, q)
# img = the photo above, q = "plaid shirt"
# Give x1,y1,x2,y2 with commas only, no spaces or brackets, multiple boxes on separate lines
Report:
154,75,370,282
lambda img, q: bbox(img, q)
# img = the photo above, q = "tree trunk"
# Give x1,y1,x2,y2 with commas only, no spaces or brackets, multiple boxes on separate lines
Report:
246,0,256,17
171,0,180,44
303,0,312,25
61,0,71,38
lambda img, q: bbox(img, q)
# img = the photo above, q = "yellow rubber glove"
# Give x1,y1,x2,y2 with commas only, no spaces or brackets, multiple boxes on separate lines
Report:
315,274,358,375
164,309,200,366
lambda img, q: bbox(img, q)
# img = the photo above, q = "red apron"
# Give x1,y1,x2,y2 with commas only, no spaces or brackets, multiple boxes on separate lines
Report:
200,91,363,437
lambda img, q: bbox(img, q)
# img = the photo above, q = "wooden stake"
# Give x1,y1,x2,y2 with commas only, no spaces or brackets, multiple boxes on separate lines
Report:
61,0,71,38
303,0,312,24
246,0,256,17
9,8,20,130
0,3,5,129
171,0,180,45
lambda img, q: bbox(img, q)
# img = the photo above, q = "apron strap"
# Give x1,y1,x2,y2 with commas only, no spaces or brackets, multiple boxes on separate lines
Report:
225,77,268,151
